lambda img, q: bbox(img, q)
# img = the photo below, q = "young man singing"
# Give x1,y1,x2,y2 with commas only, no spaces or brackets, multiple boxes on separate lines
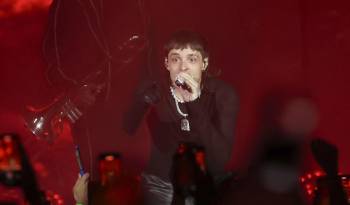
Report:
124,30,239,205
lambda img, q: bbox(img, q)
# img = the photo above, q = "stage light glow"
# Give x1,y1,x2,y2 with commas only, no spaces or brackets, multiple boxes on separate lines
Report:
0,0,52,18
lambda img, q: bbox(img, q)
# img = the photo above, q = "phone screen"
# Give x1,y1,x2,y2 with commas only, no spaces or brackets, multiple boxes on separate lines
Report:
0,133,22,186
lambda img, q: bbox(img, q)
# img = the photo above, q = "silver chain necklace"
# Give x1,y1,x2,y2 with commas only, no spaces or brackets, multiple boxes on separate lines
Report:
170,87,190,131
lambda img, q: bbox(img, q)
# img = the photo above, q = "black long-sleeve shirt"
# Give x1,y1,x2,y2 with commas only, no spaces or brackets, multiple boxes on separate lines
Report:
124,77,238,181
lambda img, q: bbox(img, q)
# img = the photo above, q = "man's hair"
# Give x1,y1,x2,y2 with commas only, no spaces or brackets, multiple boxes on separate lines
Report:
164,30,209,59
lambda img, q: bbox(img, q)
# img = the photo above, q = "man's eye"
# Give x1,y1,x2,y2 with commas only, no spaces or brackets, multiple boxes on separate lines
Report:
189,57,198,63
171,57,180,63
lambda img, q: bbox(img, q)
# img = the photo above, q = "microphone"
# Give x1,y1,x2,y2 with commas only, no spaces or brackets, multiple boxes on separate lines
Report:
175,76,192,93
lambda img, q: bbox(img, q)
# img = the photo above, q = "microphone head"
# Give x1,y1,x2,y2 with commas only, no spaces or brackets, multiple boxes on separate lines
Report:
175,76,192,92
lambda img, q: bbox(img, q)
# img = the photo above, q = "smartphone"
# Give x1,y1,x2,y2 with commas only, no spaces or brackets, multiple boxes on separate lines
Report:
0,133,22,186
74,145,85,176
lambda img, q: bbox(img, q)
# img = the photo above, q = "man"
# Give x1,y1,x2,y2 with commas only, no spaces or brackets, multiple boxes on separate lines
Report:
124,30,239,205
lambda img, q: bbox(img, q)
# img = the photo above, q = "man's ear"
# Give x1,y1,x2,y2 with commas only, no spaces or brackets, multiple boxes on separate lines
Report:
203,58,209,70
165,58,170,71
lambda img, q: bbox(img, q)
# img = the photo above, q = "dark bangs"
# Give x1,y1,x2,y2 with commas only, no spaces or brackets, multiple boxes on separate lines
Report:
164,30,209,59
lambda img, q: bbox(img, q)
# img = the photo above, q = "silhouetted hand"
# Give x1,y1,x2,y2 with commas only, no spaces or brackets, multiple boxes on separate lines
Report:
311,138,338,176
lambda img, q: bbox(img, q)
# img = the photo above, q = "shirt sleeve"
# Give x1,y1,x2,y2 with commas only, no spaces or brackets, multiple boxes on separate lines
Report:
186,81,239,176
122,78,160,135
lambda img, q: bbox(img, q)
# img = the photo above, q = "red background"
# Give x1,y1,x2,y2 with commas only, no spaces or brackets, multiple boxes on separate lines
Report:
1,0,350,203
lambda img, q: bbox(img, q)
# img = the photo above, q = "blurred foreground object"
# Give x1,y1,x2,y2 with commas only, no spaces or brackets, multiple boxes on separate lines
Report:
300,171,350,204
0,134,22,187
170,142,216,205
72,152,142,205
0,133,48,205
310,138,349,205
91,152,142,205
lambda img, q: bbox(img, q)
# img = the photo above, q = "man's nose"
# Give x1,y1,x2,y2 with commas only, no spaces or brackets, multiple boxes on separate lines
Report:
180,61,188,71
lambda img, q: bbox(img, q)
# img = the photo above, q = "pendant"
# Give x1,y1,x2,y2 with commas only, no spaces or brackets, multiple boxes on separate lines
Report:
181,118,190,131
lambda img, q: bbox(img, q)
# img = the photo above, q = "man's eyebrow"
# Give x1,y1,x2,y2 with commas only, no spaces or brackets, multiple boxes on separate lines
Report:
169,52,180,57
187,53,200,58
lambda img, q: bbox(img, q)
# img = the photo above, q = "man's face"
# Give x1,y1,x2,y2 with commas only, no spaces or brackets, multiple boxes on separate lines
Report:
165,47,208,86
